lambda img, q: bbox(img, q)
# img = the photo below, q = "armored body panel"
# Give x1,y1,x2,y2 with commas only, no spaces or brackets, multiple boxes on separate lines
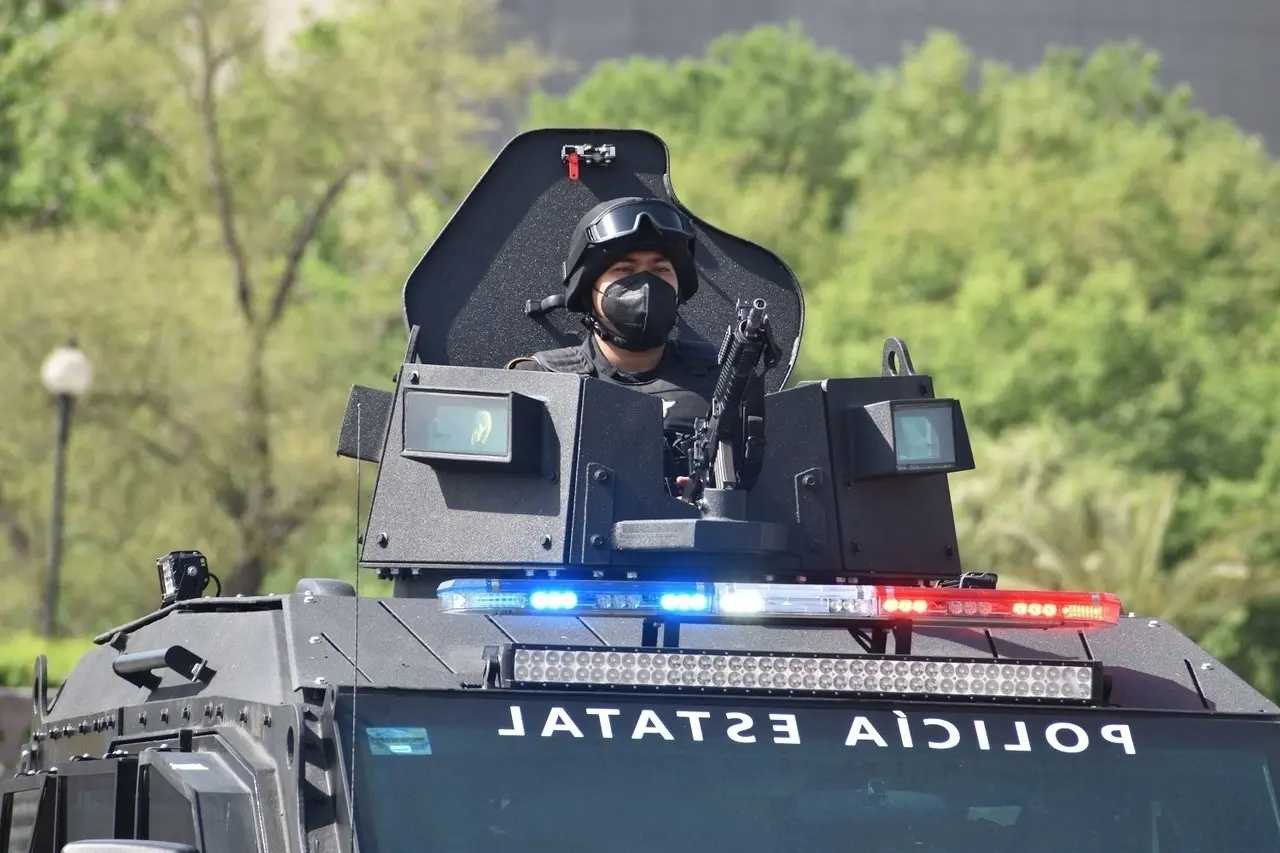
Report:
4,592,1278,853
342,360,975,586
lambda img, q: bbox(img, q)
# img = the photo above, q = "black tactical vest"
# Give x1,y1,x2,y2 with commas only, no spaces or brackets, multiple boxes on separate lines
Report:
529,339,716,427
509,337,720,480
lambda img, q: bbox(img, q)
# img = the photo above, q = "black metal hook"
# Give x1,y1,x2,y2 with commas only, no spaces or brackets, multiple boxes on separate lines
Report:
881,336,916,377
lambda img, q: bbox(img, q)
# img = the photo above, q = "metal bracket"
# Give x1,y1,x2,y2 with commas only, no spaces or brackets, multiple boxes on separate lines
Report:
524,293,566,318
478,646,503,689
580,462,615,564
881,336,916,377
403,323,422,365
851,623,913,656
793,467,827,555
32,654,49,720
950,572,999,589
640,618,682,649
561,143,616,166
111,646,215,690
561,143,617,180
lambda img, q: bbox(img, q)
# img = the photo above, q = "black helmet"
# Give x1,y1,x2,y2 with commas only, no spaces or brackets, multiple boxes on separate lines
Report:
562,197,699,314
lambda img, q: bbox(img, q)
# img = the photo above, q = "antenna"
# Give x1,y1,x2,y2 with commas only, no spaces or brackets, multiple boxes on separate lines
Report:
349,400,361,852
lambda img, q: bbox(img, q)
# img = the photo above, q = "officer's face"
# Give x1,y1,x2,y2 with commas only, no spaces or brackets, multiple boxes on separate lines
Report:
591,250,679,316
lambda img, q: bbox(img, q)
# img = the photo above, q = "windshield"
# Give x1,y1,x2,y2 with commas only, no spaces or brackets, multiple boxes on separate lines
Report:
338,690,1280,853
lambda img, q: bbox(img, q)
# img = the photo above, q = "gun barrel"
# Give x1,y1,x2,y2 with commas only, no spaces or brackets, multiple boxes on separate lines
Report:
683,296,776,500
745,299,766,334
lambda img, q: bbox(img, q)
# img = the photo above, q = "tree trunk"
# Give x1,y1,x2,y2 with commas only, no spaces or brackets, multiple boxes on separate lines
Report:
223,325,278,596
225,546,269,597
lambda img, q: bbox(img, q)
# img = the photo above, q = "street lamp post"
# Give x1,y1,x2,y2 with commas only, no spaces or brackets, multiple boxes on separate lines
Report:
40,340,93,638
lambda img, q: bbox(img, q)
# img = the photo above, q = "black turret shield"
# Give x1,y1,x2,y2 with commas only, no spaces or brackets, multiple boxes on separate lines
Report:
401,128,804,393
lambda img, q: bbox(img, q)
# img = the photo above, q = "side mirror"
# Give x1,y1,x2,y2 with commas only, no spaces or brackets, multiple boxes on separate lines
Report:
62,842,198,853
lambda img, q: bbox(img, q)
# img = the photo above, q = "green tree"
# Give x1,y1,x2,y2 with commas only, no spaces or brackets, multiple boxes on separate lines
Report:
0,0,557,625
803,33,1280,489
952,426,1279,640
527,22,867,201
0,0,69,219
1199,598,1280,700
0,0,169,226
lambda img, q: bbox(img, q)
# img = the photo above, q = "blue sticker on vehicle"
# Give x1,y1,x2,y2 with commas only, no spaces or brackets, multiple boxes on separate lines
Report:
367,726,432,756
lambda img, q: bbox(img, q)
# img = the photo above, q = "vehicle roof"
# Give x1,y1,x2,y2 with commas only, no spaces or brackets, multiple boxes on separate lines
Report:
43,591,1276,729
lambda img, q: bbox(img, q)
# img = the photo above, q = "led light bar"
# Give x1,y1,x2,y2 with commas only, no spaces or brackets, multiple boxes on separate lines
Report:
503,645,1104,705
437,579,1122,630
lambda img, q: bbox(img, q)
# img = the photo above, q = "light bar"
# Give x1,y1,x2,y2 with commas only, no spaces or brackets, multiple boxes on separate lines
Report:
437,579,1121,630
503,645,1104,705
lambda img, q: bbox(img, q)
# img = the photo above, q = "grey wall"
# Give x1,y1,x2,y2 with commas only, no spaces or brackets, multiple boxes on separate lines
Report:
501,0,1280,151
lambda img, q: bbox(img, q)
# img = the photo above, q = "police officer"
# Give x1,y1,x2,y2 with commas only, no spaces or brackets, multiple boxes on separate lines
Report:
508,196,764,494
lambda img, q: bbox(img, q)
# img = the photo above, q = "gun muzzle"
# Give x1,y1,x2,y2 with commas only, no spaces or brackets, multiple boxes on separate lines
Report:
745,299,767,334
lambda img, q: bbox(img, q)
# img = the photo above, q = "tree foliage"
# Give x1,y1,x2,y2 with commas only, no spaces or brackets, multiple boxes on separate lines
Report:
805,35,1280,583
808,34,1280,485
0,634,93,688
1199,598,1280,700
524,23,867,283
953,426,1280,636
528,23,867,199
951,426,1280,688
0,0,171,226
0,0,556,630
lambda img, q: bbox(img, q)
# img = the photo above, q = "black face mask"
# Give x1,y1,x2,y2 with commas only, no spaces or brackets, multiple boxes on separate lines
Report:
595,272,680,351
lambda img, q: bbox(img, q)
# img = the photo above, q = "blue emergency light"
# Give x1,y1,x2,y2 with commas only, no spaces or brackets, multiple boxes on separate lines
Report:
436,578,1122,631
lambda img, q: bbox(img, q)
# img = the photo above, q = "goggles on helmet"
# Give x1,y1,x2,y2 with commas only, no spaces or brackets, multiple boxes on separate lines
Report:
582,199,694,246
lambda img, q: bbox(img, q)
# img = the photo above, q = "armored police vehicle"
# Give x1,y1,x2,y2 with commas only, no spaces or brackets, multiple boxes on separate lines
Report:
3,129,1279,853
